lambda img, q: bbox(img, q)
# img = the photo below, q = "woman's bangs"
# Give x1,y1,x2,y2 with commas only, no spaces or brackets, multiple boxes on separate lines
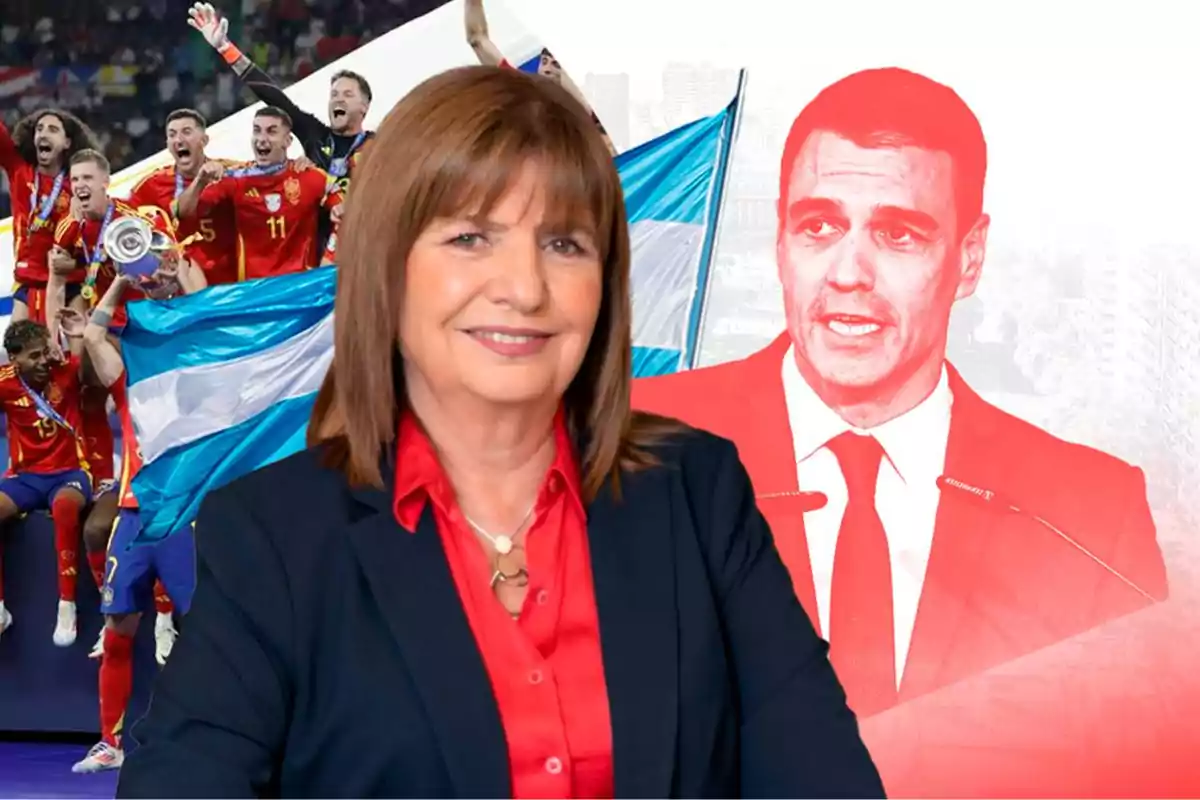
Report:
426,124,617,257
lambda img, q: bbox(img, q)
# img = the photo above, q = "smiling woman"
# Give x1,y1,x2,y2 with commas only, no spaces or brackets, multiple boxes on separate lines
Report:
116,65,883,799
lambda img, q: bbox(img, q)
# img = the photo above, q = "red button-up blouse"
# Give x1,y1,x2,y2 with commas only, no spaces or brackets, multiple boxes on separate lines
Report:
392,411,614,799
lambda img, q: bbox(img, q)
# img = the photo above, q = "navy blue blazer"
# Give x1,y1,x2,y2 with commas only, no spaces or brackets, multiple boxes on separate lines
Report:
117,427,883,798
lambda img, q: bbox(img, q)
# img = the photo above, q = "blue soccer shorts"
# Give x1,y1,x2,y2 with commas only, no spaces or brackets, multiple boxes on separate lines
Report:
0,468,92,513
101,508,196,617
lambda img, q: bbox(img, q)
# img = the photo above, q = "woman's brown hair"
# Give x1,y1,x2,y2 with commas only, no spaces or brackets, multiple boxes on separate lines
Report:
309,65,677,500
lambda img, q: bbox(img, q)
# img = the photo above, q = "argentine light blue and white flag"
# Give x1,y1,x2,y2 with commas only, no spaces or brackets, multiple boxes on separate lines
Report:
124,268,336,540
124,79,745,541
621,80,743,376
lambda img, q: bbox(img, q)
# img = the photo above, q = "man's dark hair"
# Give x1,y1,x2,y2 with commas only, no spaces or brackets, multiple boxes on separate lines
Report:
331,70,373,103
69,148,111,173
255,106,294,130
166,108,208,129
13,108,101,166
779,67,988,235
4,320,50,357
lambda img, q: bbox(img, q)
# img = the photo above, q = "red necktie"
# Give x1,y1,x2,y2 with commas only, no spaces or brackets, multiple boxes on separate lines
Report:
826,432,898,716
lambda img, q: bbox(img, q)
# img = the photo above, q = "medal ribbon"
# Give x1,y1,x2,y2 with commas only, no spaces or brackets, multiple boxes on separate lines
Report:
80,202,115,302
18,374,74,434
327,131,367,178
27,171,66,234
224,161,288,179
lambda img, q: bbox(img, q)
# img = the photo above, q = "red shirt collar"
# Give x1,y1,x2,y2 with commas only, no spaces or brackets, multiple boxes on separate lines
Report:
392,408,585,532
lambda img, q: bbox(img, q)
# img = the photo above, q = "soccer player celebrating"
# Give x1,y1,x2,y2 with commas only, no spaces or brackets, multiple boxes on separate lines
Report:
66,273,203,774
48,253,203,667
187,1,372,253
50,149,183,638
177,107,345,279
50,150,177,332
126,109,240,287
0,108,99,323
464,0,617,156
0,320,89,646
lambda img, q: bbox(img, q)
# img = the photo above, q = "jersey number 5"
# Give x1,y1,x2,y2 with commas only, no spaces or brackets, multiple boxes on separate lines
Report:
267,216,287,239
198,218,217,241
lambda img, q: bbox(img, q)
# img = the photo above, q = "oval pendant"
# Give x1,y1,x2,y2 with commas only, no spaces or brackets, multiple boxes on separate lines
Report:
494,534,513,555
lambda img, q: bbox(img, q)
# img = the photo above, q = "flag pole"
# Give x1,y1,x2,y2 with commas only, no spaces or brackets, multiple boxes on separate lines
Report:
683,67,748,370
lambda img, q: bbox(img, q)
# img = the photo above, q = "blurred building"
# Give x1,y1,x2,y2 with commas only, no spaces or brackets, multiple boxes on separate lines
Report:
582,72,631,154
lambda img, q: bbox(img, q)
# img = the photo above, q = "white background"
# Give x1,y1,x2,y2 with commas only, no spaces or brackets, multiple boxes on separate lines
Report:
2,0,1197,574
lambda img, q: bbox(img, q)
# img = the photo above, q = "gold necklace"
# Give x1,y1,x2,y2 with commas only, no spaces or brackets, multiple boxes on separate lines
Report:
463,504,535,589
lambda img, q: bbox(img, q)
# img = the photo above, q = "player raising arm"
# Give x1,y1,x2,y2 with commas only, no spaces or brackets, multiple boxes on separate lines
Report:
0,319,90,647
50,150,184,334
126,109,240,287
177,107,344,279
464,0,617,155
0,109,99,323
187,1,371,255
65,266,205,774
49,151,194,606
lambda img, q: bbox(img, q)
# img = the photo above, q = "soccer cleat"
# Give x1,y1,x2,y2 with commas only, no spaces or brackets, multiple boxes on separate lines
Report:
154,612,178,665
71,741,124,773
53,600,77,647
0,604,11,641
88,628,105,660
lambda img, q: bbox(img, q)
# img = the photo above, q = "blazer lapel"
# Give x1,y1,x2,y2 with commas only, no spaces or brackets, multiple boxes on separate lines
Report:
587,468,679,799
724,335,821,619
344,474,510,798
900,368,1015,701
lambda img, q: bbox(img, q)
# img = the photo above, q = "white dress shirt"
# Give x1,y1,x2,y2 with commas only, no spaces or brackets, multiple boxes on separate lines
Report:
780,345,953,687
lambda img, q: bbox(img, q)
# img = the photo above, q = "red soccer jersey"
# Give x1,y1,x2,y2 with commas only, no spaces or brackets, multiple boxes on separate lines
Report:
199,161,343,281
81,384,115,484
127,160,241,286
108,375,141,509
1,120,75,285
53,199,168,327
0,354,88,476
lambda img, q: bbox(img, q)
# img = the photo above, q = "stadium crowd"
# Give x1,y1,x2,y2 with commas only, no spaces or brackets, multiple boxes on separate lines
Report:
0,0,609,777
0,0,440,219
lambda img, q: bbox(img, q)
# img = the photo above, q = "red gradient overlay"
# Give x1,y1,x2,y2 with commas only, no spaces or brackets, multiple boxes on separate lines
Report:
632,65,1200,796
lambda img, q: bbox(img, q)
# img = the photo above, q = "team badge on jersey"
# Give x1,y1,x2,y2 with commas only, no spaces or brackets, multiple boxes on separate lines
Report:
47,385,62,405
265,193,282,213
284,176,302,206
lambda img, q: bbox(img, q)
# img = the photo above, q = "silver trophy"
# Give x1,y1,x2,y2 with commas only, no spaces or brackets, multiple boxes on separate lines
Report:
102,215,177,279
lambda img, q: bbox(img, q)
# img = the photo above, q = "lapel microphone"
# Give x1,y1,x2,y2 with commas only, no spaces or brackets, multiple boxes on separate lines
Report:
756,491,829,512
936,475,1160,603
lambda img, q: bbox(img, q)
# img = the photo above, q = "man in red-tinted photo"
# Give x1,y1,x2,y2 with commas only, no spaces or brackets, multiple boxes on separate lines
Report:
634,67,1168,721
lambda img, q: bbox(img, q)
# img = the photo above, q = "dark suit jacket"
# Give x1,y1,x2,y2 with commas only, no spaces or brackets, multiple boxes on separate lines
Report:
632,334,1168,707
117,427,884,799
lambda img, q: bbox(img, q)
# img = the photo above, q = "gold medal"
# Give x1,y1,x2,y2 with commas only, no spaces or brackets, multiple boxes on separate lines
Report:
80,284,96,302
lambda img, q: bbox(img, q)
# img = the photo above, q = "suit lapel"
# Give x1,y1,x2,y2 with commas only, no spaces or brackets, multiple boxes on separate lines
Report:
587,468,679,798
731,335,820,619
344,474,510,798
900,368,1014,701
731,334,802,497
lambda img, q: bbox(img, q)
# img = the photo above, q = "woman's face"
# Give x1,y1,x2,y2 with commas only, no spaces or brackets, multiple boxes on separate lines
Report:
400,163,604,410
